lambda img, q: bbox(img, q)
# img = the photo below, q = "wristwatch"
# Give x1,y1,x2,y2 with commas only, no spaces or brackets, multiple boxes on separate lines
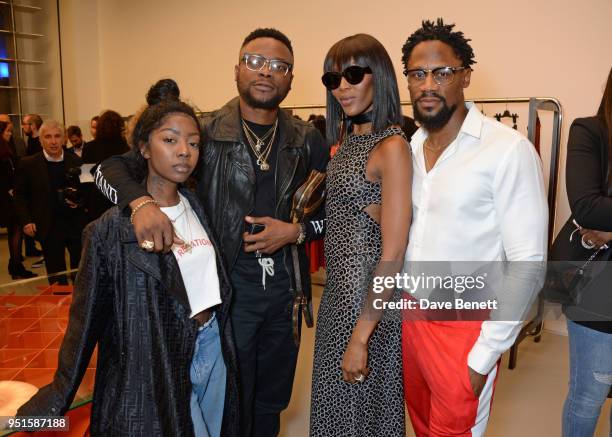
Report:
296,223,306,245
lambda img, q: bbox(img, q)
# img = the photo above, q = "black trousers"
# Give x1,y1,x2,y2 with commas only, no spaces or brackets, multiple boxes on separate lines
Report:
40,220,82,285
231,256,299,437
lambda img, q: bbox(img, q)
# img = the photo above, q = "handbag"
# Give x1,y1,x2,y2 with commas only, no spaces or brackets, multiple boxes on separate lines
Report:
544,224,609,305
289,170,326,347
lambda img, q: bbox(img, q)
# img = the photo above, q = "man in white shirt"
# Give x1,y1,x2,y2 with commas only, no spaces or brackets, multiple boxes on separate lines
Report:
400,19,548,436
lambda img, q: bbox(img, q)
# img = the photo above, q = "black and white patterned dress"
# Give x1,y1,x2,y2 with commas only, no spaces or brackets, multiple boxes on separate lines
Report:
310,126,406,437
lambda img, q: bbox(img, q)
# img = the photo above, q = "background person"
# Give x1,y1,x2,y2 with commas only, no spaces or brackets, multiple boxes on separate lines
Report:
0,121,37,279
82,110,129,221
66,125,85,157
89,115,99,140
22,114,43,156
13,120,85,284
558,65,612,437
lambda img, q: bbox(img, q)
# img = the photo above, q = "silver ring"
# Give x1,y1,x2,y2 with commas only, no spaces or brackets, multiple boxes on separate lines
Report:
354,374,365,383
581,236,596,249
141,240,155,250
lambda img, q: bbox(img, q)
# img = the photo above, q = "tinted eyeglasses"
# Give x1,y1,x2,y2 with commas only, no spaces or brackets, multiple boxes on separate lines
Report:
402,66,469,86
242,53,293,76
321,65,372,90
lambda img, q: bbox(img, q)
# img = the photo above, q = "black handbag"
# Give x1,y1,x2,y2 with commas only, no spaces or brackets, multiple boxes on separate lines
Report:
544,221,609,305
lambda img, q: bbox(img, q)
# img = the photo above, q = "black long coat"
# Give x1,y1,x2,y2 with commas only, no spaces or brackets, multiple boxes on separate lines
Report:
17,188,240,436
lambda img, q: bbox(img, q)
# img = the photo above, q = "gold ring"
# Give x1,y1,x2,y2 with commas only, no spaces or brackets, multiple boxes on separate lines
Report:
141,240,155,250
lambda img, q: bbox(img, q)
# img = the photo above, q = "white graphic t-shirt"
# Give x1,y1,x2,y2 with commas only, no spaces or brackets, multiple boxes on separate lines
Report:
160,193,222,317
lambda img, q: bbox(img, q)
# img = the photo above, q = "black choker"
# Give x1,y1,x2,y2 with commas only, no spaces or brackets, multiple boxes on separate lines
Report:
348,110,372,125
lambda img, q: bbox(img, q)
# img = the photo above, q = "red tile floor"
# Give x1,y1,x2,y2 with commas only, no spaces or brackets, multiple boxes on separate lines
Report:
0,279,93,436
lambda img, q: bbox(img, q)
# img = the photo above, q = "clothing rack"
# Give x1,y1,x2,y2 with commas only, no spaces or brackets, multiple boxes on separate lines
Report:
284,97,563,369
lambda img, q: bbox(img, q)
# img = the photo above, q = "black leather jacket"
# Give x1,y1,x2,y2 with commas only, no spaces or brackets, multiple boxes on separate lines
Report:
98,97,328,299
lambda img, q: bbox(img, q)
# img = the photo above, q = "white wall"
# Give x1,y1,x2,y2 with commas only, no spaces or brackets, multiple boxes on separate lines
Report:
59,0,101,139
58,0,612,229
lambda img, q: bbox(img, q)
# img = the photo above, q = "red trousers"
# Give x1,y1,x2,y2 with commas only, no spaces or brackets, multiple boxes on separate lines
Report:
402,319,499,437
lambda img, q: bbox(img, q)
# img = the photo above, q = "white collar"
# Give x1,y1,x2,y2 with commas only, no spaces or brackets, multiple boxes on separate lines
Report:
43,149,64,162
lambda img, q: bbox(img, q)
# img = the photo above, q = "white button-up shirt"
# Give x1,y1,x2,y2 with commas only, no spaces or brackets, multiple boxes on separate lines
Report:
405,102,548,374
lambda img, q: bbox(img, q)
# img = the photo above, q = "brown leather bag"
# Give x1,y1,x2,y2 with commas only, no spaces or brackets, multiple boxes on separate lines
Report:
290,170,326,346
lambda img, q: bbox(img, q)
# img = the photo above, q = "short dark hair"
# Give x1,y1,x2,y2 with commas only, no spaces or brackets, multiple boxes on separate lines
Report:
324,33,403,145
91,115,99,123
26,114,43,129
401,18,476,70
66,125,82,137
96,110,125,142
241,28,293,54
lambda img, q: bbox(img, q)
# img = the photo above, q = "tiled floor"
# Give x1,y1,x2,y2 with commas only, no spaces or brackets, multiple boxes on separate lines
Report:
0,281,97,412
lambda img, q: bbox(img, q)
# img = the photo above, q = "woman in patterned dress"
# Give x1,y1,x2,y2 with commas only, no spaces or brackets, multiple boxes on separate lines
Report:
310,34,412,436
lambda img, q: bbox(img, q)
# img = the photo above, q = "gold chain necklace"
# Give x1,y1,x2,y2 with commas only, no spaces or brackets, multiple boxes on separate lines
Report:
423,138,448,172
169,199,193,254
242,119,278,171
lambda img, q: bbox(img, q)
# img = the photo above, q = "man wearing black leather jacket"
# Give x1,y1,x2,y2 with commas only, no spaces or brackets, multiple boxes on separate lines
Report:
96,28,327,437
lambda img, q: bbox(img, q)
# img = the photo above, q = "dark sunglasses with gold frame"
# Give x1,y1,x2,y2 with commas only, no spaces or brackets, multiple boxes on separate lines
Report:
321,65,372,91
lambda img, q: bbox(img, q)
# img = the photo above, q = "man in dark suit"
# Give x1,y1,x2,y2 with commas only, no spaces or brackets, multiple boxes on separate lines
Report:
66,125,85,157
22,114,43,156
14,120,85,284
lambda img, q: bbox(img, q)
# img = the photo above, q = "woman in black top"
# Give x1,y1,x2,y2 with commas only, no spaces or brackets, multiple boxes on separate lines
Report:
0,121,37,279
82,110,130,221
561,66,612,436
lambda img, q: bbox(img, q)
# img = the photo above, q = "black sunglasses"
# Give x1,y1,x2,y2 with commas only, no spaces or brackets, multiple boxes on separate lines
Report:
321,65,372,90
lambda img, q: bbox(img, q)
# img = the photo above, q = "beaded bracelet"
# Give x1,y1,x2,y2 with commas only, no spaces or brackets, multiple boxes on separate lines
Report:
130,199,158,224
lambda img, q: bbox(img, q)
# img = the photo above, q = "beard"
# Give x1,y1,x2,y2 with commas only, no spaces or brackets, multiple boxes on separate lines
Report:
413,93,457,131
237,80,289,110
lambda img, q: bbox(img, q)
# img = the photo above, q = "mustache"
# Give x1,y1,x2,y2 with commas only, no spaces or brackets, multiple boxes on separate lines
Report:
250,80,277,89
416,92,446,104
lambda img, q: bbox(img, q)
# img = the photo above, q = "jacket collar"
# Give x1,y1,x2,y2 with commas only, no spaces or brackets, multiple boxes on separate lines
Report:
119,188,209,312
207,97,297,150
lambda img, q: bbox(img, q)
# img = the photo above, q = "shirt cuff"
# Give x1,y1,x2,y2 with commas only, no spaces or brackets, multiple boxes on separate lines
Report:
467,340,502,375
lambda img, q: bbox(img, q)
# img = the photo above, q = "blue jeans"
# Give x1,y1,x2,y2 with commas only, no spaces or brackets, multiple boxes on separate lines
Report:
562,319,612,437
190,314,227,437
